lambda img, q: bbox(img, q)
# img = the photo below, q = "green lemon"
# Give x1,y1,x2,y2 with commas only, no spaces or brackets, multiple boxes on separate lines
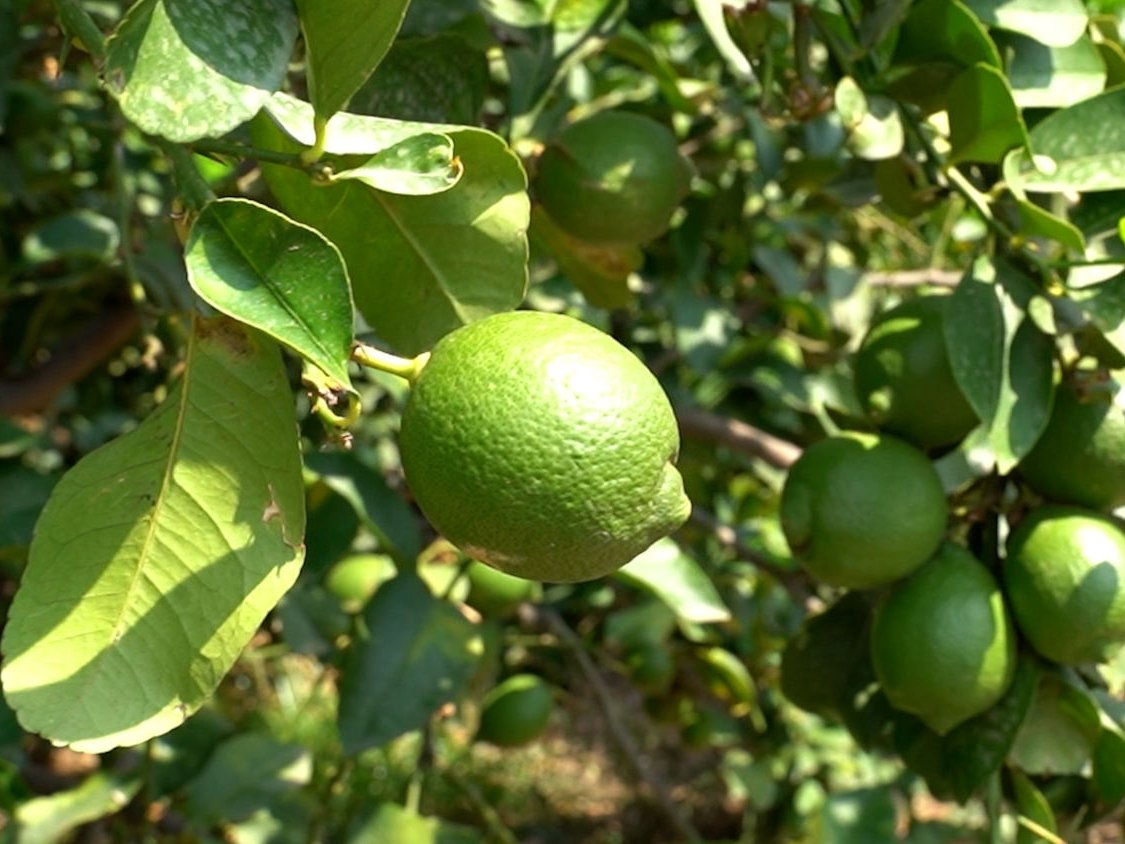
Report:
853,295,978,451
1003,506,1125,666
399,311,691,583
465,560,541,618
1018,382,1125,512
534,110,692,247
476,673,554,747
324,553,396,612
779,431,948,589
871,543,1017,735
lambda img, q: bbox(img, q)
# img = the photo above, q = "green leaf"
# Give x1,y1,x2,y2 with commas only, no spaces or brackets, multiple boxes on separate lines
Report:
1070,273,1125,357
529,206,639,310
349,34,490,125
948,63,1029,164
14,773,141,844
103,0,298,142
1093,723,1125,805
1009,674,1101,775
895,0,1001,70
297,0,410,121
337,573,482,755
615,538,731,625
253,98,529,356
0,465,56,549
185,198,355,391
693,0,753,81
819,788,898,844
183,732,312,823
303,451,421,565
945,257,1055,471
349,802,483,844
963,0,1088,48
1005,87,1125,193
1003,198,1085,253
330,134,463,195
1009,769,1058,844
21,210,119,264
895,658,1039,802
999,32,1107,109
0,317,305,752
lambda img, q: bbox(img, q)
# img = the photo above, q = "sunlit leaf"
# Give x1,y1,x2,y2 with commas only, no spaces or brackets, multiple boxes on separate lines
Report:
616,538,731,625
964,0,1087,47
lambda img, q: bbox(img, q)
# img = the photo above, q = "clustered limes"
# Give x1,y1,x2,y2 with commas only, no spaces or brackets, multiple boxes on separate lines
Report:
398,310,692,584
781,293,1125,738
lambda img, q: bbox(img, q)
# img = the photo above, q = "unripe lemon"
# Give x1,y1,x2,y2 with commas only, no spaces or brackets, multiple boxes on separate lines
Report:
476,673,554,747
780,431,947,588
465,560,540,618
853,295,978,451
1017,382,1125,512
399,311,691,583
534,110,692,247
1003,505,1125,666
871,543,1017,735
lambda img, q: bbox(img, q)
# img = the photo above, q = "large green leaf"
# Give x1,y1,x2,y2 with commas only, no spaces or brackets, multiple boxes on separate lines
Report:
947,63,1029,164
615,538,731,625
945,257,1055,472
337,573,481,755
964,0,1087,48
894,0,1001,70
103,0,298,142
1005,87,1125,193
297,0,410,121
1070,273,1125,357
252,99,528,355
999,32,1107,109
0,317,305,752
529,205,639,310
186,198,355,391
1008,674,1100,775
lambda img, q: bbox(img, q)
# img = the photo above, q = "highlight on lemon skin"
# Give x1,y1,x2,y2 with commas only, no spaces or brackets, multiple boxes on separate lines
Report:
388,310,692,584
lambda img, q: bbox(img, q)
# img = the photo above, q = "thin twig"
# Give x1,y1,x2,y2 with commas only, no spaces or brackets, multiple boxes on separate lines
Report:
676,407,802,469
861,268,962,288
521,605,705,844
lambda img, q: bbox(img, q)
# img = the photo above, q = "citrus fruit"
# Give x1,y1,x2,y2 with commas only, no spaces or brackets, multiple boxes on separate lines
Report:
1017,381,1125,512
324,553,396,612
852,295,978,451
534,110,692,247
465,560,540,618
398,310,691,583
1003,505,1125,666
476,673,554,747
779,431,947,588
870,543,1017,735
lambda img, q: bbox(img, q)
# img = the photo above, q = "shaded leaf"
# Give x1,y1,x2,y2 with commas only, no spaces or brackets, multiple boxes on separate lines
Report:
297,0,410,121
948,63,1029,164
348,802,483,844
1070,273,1125,357
1010,769,1058,844
894,0,1001,70
186,198,355,391
1093,723,1125,805
1,317,305,752
1009,674,1101,775
183,732,312,823
104,0,297,142
530,205,638,310
999,32,1107,109
303,450,421,564
21,210,119,264
337,573,481,754
0,465,56,548
819,788,898,844
616,538,731,625
1005,87,1125,193
945,257,1055,471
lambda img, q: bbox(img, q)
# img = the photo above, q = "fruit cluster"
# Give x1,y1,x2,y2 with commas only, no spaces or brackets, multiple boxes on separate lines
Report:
779,293,1125,737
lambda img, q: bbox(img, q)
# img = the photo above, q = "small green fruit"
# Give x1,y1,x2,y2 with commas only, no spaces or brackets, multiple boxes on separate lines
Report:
476,674,554,747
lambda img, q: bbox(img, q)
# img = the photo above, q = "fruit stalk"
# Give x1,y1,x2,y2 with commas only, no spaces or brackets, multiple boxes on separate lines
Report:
351,343,430,383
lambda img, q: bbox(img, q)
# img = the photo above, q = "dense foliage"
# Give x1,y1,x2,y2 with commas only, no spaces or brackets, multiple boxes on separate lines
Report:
1,0,1125,841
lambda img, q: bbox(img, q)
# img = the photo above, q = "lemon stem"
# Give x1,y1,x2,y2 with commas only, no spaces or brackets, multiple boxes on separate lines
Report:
352,343,430,383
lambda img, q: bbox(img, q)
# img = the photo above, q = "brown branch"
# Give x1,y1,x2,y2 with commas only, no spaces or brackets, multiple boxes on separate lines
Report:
0,306,139,417
676,407,802,469
520,605,705,844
